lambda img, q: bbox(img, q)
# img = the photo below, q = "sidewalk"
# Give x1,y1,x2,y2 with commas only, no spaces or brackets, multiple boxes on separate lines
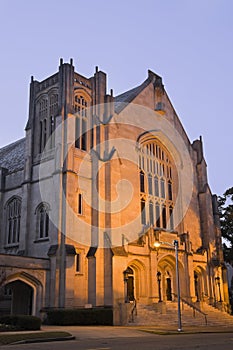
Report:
41,324,233,338
1,324,233,345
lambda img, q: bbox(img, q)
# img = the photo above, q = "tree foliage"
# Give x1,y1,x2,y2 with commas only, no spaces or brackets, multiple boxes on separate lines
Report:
218,187,233,261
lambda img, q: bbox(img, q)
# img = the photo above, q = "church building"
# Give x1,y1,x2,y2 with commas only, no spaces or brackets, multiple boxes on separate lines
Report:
0,59,229,324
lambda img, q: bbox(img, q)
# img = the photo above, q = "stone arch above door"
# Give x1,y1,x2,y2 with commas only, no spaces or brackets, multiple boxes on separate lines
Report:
3,271,43,316
126,259,147,302
193,265,208,302
157,253,185,301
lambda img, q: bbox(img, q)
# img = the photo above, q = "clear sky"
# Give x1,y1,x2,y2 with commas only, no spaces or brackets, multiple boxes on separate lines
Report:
0,0,232,196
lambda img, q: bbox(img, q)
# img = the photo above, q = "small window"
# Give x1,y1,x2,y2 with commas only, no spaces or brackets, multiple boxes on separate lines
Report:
75,249,84,274
39,206,49,238
43,119,47,149
140,170,145,193
141,199,146,225
154,176,159,197
149,201,154,225
81,118,87,151
162,205,166,229
76,253,80,272
4,286,12,297
161,179,165,198
148,175,153,195
39,121,43,153
156,203,160,228
77,193,83,215
50,116,55,148
169,206,174,230
168,181,172,200
75,117,81,149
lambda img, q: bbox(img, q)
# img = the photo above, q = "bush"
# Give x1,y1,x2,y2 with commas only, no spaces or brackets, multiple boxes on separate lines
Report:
44,307,113,326
0,315,41,330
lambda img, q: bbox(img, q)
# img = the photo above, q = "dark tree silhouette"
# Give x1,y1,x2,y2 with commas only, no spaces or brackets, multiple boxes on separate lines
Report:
218,187,233,262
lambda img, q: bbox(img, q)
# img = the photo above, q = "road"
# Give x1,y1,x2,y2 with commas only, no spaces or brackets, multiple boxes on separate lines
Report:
1,327,233,350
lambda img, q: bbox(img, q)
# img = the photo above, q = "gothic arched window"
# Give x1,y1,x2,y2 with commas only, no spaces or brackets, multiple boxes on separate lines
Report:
49,93,58,148
39,98,48,153
38,92,58,153
36,203,50,240
139,139,175,230
74,93,89,151
49,94,58,116
6,197,21,245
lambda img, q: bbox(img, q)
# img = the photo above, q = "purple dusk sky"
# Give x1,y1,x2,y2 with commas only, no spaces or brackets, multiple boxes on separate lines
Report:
0,0,232,196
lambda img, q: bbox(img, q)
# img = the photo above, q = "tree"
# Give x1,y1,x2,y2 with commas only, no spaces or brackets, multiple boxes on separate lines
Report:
218,187,233,262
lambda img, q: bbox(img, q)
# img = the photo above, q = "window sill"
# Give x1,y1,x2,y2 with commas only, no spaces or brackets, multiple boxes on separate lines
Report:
34,238,50,243
75,272,83,276
4,243,19,249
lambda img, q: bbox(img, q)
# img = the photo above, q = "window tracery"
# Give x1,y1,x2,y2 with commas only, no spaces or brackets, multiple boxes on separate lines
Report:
139,140,174,230
6,197,21,245
36,203,50,240
74,94,89,151
38,92,58,153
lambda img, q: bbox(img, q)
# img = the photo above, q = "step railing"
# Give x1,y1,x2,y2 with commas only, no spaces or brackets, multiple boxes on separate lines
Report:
173,293,208,325
129,298,137,323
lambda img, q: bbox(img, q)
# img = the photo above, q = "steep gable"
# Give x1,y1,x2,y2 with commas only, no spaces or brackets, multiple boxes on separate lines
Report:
0,138,25,172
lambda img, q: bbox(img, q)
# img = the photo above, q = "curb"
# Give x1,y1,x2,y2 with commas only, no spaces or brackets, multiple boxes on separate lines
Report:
139,328,233,335
11,335,76,345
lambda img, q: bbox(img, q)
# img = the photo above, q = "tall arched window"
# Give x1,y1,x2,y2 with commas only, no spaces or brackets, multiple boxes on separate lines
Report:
49,93,58,148
36,203,50,240
38,98,48,153
74,94,88,151
139,139,175,230
49,94,58,116
38,92,58,153
6,197,21,245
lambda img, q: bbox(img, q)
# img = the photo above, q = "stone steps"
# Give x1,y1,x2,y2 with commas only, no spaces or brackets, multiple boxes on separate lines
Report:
128,302,233,327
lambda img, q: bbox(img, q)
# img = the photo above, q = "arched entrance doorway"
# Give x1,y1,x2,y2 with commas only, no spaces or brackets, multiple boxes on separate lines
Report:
125,267,135,302
123,260,147,304
166,275,172,301
194,266,208,302
6,280,33,315
194,272,200,302
157,254,185,303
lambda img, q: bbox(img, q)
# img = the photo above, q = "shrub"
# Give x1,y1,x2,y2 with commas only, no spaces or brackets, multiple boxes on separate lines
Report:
0,315,41,330
44,307,113,326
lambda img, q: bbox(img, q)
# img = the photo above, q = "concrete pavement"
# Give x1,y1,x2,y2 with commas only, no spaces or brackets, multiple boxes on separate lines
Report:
41,324,233,338
1,324,233,346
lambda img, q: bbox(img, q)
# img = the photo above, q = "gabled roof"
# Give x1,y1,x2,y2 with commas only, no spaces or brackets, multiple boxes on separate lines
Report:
114,77,151,114
0,138,25,172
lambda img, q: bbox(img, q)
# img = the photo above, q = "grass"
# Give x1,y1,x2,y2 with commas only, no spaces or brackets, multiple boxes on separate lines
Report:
140,328,233,335
0,331,73,345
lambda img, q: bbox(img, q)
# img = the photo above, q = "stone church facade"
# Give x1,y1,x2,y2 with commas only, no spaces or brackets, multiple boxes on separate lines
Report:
0,59,229,323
